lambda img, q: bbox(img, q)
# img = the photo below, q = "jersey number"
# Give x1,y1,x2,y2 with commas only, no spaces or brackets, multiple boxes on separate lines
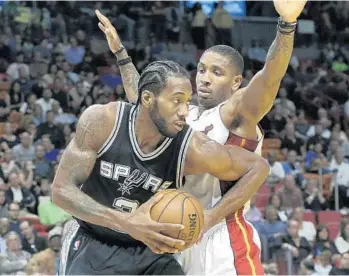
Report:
112,197,139,213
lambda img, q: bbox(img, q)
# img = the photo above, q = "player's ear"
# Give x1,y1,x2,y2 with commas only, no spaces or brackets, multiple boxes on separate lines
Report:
231,75,243,91
141,90,155,108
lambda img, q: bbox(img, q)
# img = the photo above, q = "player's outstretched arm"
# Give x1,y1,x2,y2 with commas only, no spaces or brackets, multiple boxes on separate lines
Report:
223,0,307,124
52,103,127,230
184,132,269,227
95,10,139,104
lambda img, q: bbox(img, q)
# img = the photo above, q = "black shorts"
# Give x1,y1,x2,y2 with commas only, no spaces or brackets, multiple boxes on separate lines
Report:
60,224,184,275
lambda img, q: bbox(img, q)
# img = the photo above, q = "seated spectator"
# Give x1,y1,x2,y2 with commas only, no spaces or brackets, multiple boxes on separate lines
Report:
274,88,296,117
281,123,305,156
303,179,327,211
306,123,329,152
33,144,53,180
332,123,348,144
12,132,35,166
330,252,349,275
48,226,63,274
7,203,22,238
334,219,349,254
19,160,35,190
0,232,31,274
1,149,20,180
25,248,56,275
327,139,341,161
37,182,71,227
280,220,312,268
267,151,285,186
314,250,333,275
313,224,338,258
36,88,55,116
19,93,37,115
281,150,305,187
276,175,304,214
305,143,330,173
254,205,287,242
329,148,349,211
245,195,262,224
0,190,9,218
0,122,19,149
0,218,9,253
36,111,65,149
5,171,36,212
42,135,60,162
269,194,288,222
291,207,316,244
19,220,47,255
294,110,310,141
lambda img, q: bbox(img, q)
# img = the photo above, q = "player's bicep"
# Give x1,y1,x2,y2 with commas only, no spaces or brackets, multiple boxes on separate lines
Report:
184,132,252,180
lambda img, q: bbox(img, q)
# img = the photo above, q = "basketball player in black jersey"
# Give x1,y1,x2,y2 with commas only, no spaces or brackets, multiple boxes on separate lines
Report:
52,61,269,275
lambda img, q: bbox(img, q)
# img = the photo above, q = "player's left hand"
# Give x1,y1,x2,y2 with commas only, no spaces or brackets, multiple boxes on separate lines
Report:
95,9,122,53
273,0,308,22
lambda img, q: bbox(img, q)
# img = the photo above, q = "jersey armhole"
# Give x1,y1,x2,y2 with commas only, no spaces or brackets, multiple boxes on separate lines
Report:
97,102,125,158
175,128,194,189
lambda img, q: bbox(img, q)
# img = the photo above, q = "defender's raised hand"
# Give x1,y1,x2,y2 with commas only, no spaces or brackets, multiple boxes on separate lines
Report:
273,0,308,22
95,9,122,53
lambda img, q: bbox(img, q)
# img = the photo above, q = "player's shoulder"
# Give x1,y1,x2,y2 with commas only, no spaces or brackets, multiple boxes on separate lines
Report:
80,101,128,124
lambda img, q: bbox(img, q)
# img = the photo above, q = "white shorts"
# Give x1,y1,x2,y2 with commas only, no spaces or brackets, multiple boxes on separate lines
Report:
176,209,264,275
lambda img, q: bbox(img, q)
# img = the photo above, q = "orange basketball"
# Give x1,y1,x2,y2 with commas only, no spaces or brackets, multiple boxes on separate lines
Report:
150,189,204,251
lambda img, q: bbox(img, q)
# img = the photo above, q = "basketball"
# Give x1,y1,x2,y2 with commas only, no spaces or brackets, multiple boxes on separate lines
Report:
150,189,204,251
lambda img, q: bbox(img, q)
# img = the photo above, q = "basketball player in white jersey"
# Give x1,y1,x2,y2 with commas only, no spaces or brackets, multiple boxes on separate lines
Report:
96,0,307,274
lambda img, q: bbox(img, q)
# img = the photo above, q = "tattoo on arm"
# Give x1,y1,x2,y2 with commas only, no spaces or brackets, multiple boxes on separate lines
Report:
117,51,140,104
264,30,294,87
52,105,116,228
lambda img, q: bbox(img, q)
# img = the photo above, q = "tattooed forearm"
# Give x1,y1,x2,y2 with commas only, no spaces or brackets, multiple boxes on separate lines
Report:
264,30,294,87
116,51,140,104
52,104,122,229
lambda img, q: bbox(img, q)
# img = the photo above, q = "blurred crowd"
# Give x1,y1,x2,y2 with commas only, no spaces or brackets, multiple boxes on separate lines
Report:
0,0,348,275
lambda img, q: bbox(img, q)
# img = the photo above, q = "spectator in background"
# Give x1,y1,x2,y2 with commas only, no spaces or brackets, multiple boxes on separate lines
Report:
269,105,288,136
281,150,305,187
281,123,305,157
32,103,45,126
42,135,60,162
313,224,338,258
0,231,31,275
0,218,9,253
314,250,333,276
267,151,285,186
303,178,327,211
0,122,19,151
290,207,316,243
276,175,304,214
6,52,30,81
47,226,62,274
269,194,288,222
0,191,9,218
64,37,85,65
274,88,296,118
330,252,349,275
36,88,54,116
247,39,267,66
36,111,65,149
5,171,36,213
245,195,262,224
281,220,311,269
334,219,349,254
19,160,35,190
19,220,47,255
37,182,71,227
305,142,329,173
7,203,22,238
255,205,287,242
33,144,53,180
12,132,35,165
306,123,329,151
9,81,24,111
1,148,19,180
25,248,56,275
211,2,234,46
190,3,207,50
294,110,310,141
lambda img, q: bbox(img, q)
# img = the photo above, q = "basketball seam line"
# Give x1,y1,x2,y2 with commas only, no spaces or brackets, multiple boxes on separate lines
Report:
156,191,187,222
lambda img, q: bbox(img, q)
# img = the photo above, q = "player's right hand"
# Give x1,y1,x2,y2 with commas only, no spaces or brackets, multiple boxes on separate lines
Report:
123,194,185,254
95,9,122,53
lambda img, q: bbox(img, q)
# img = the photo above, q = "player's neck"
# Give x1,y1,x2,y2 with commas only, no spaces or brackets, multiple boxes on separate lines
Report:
134,109,165,154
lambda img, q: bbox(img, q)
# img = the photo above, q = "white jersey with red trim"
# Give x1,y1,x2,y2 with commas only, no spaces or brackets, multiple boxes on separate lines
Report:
182,103,264,213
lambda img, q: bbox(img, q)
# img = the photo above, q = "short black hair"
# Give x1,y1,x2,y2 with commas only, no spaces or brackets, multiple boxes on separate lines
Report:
137,61,190,105
204,45,244,75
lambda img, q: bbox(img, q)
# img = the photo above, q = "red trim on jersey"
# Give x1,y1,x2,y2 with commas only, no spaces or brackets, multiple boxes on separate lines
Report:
226,209,264,275
220,126,264,275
